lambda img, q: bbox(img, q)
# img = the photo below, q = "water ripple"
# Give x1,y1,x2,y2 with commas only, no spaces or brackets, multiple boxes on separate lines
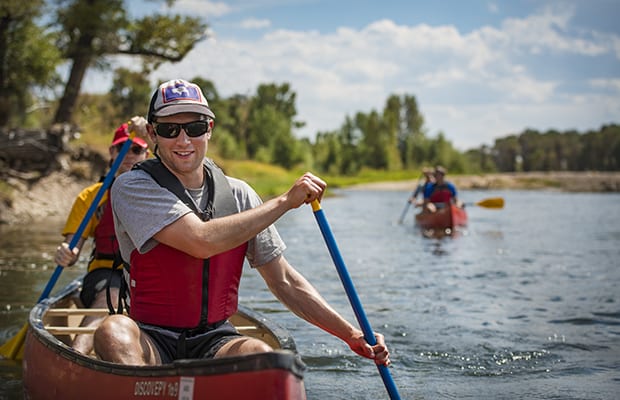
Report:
544,342,610,352
413,347,556,377
548,317,620,326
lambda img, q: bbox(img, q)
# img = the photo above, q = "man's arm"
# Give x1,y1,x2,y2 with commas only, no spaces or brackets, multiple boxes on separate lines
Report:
54,234,85,267
257,255,391,366
55,186,101,267
153,172,325,259
449,182,458,204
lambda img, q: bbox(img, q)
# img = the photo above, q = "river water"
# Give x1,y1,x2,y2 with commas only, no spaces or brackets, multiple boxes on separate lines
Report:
1,189,619,399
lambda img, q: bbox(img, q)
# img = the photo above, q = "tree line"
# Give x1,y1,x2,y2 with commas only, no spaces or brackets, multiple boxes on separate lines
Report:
2,0,618,175
466,125,620,172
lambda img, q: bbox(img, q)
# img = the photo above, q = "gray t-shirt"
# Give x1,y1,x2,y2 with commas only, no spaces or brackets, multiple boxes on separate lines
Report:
111,168,285,268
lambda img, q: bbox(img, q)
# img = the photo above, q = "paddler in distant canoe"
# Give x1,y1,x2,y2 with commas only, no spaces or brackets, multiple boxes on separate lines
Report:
423,165,462,213
408,167,435,207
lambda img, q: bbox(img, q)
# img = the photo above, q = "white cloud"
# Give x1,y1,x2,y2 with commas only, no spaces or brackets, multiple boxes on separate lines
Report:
490,71,558,103
589,78,620,92
141,5,620,150
493,6,607,56
173,0,232,18
239,18,271,29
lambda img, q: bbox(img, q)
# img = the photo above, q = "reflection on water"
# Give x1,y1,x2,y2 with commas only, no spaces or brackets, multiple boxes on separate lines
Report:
0,218,86,399
2,190,620,399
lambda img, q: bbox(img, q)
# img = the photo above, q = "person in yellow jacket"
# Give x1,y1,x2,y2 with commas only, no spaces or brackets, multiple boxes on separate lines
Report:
53,119,149,354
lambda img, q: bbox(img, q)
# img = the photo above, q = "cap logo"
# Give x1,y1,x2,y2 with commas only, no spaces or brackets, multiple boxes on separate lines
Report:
162,83,202,104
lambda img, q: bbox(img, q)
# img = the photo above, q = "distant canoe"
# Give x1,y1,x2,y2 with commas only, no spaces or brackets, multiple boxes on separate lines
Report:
23,278,306,400
415,203,468,236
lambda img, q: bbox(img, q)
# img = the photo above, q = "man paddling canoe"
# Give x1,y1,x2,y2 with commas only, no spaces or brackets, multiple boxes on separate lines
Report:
93,79,392,368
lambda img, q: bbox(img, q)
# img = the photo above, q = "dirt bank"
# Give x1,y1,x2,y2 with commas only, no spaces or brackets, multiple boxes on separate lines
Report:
0,172,92,225
1,171,619,226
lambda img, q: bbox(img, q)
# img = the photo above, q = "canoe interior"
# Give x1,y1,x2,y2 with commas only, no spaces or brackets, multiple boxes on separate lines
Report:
37,278,294,353
23,278,306,400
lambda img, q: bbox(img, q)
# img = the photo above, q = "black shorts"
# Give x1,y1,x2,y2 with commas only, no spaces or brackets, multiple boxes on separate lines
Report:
80,268,123,308
138,321,242,364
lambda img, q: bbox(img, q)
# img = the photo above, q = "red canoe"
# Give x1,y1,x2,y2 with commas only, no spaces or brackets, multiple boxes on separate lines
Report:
23,278,306,400
415,203,468,235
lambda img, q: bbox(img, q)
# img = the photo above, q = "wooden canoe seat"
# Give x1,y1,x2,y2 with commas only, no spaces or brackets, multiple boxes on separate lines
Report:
44,308,259,335
45,308,118,317
46,326,258,335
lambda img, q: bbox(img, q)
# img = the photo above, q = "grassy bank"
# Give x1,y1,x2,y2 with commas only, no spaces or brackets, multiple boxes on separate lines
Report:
217,158,417,198
218,160,620,196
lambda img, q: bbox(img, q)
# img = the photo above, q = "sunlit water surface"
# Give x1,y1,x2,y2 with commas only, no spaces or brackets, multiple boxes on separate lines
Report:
1,189,619,399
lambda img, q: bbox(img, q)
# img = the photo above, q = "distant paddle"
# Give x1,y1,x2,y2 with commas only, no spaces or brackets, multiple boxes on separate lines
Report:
0,132,137,360
466,197,505,209
397,196,414,224
398,174,424,224
311,200,402,400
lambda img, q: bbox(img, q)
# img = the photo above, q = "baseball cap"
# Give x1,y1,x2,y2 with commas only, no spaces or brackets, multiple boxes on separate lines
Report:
111,123,148,148
147,79,215,123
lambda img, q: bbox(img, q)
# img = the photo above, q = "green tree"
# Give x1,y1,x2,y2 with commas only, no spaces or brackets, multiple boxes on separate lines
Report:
518,129,544,171
246,83,301,167
51,0,207,124
357,111,388,169
221,94,252,159
493,135,521,172
109,68,151,120
580,125,620,171
600,124,620,171
402,95,426,168
338,117,362,174
381,95,403,170
313,130,343,175
0,0,62,127
426,131,467,173
465,145,497,173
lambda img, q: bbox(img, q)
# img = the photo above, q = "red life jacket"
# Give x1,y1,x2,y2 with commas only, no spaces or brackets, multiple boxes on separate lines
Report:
129,240,247,327
429,184,453,204
90,194,120,271
127,158,248,328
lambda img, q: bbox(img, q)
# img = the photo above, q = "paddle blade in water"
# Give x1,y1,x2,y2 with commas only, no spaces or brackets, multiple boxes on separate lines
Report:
476,197,504,208
0,324,27,360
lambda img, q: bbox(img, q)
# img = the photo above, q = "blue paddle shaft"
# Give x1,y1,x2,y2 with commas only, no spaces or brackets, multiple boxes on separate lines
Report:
312,204,402,400
313,209,375,342
38,136,135,302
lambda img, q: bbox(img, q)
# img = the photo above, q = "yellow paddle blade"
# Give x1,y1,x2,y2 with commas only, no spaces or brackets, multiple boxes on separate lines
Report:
475,197,504,209
0,324,27,360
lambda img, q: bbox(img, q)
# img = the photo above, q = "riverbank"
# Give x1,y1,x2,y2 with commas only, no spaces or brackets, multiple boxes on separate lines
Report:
1,171,619,225
351,171,620,192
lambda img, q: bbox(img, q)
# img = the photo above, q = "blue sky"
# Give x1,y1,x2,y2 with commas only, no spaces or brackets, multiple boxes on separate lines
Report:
84,0,620,150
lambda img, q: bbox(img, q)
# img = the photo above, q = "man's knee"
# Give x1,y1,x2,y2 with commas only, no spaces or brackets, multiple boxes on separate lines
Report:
216,337,273,358
94,315,134,347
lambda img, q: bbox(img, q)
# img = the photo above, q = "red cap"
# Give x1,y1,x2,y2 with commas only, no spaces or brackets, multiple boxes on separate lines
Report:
111,123,148,148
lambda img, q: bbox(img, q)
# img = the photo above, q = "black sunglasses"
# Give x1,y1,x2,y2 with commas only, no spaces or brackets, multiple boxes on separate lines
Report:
152,120,210,138
115,144,148,155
